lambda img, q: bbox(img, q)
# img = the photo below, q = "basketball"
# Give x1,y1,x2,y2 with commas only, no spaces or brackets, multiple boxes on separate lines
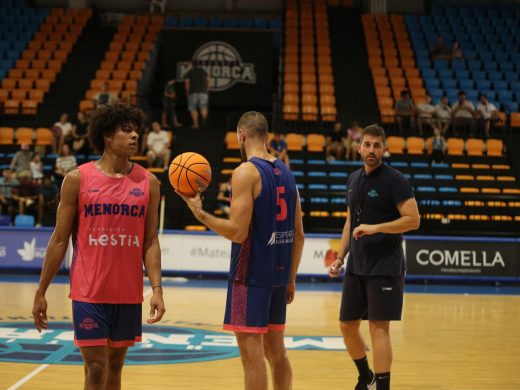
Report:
168,152,212,196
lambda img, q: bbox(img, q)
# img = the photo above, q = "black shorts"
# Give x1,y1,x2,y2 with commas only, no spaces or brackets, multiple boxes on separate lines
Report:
339,272,405,321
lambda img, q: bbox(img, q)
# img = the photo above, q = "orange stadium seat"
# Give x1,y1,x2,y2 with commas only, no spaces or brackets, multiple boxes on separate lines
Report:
0,127,14,144
447,138,464,155
387,136,405,154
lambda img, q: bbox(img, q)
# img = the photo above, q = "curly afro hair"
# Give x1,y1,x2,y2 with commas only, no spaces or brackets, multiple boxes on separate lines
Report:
87,103,146,154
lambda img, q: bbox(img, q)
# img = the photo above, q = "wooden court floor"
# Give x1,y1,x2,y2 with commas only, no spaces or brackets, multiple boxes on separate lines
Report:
1,279,520,389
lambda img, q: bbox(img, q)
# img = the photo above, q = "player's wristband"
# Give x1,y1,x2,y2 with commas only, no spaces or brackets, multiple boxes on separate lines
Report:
152,285,162,290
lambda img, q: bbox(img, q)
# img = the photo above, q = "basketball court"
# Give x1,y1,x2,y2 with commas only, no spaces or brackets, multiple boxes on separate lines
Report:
1,275,519,389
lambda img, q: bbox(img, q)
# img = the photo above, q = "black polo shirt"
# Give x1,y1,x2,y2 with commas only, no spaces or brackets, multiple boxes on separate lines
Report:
345,163,414,276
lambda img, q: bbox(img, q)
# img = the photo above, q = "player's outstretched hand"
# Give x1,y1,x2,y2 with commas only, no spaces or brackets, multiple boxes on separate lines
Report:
352,224,377,240
147,290,166,324
328,259,344,278
175,191,203,217
287,281,296,304
32,292,48,332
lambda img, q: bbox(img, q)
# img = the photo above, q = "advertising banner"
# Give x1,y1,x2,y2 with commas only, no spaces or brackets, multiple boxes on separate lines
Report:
405,237,519,278
0,228,53,269
159,30,274,108
159,233,340,276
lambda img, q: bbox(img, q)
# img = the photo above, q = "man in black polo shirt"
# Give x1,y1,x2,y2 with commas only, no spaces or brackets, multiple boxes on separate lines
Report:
329,124,420,390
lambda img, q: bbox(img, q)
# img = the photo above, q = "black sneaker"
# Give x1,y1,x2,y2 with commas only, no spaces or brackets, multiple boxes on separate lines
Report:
355,370,376,390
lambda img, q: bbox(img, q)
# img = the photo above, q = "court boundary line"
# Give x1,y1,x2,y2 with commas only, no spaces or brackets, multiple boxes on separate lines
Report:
5,289,154,388
7,364,49,390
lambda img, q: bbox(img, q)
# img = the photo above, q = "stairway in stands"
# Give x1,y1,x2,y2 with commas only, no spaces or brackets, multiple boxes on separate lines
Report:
329,7,379,124
36,14,115,124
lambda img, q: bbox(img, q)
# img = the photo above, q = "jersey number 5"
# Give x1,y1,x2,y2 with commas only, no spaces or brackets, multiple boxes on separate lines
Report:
276,186,287,221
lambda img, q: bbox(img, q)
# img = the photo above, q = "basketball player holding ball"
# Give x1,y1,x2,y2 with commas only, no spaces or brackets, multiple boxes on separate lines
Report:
32,103,166,389
177,111,305,390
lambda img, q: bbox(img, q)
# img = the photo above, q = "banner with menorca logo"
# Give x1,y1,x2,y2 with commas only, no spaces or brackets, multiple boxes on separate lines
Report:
158,30,274,108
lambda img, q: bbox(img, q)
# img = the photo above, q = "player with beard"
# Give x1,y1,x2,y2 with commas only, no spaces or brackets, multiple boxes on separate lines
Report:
177,111,304,390
328,124,420,390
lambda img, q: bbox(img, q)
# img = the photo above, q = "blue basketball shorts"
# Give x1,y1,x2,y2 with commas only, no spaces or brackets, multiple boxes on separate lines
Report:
72,301,142,348
223,280,288,334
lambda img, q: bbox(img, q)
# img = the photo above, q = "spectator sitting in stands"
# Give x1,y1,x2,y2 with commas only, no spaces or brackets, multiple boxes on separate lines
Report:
11,170,39,223
346,121,362,160
30,154,44,183
216,175,231,217
394,90,416,135
38,175,59,227
93,82,117,107
162,78,183,129
10,143,33,178
72,111,91,155
476,94,500,138
54,144,77,186
430,36,451,61
416,94,436,136
146,121,172,169
433,95,452,135
451,41,463,61
0,168,18,222
451,90,476,136
429,127,447,164
268,132,290,166
53,113,73,150
326,122,346,162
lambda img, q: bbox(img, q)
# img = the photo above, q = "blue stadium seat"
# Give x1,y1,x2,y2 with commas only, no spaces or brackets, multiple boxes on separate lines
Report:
411,162,429,168
310,197,328,203
308,159,326,166
414,173,433,179
389,161,408,168
223,17,238,28
194,17,208,27
459,80,474,90
308,172,327,177
308,184,328,190
239,17,253,29
209,16,222,28
254,17,268,29
0,215,9,226
434,174,454,180
329,172,348,178
14,214,34,227
439,187,458,193
330,184,347,191
417,186,437,192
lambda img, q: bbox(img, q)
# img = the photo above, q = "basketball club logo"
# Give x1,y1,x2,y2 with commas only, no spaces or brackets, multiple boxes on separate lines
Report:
177,41,256,91
0,322,344,365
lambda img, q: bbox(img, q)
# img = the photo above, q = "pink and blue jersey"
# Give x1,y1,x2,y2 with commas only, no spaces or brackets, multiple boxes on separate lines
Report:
229,157,297,287
69,161,150,304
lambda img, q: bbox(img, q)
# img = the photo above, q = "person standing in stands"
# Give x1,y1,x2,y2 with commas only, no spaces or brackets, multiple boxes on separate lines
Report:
32,103,165,390
184,60,210,128
177,111,304,390
394,90,416,135
162,78,183,129
329,124,420,390
326,121,347,162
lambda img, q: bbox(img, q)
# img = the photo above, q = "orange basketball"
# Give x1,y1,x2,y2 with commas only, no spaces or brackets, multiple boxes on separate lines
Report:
169,152,212,196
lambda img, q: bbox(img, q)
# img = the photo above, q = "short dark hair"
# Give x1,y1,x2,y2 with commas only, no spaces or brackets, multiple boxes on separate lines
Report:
458,90,466,97
400,90,410,98
237,111,268,139
87,103,145,154
360,124,386,144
